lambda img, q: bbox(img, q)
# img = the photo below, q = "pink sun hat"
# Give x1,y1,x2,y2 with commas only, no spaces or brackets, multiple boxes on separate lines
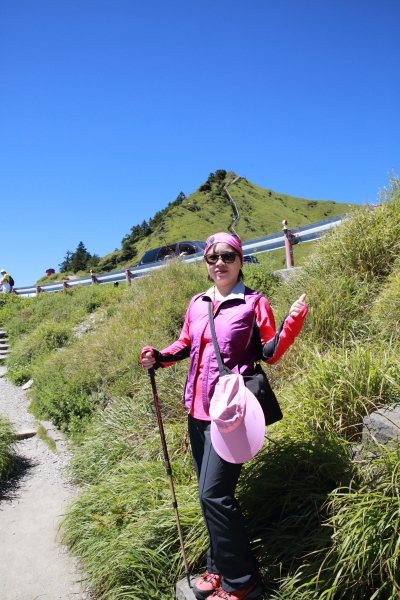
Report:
204,233,244,265
209,374,266,464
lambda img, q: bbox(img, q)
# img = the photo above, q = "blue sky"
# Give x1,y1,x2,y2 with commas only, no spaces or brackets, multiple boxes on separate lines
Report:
1,0,399,286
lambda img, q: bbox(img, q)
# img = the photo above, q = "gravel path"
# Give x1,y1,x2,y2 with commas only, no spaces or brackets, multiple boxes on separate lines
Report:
0,372,88,600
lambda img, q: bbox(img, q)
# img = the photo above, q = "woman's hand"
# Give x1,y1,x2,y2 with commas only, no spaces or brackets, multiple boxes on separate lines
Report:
140,350,156,369
289,293,307,317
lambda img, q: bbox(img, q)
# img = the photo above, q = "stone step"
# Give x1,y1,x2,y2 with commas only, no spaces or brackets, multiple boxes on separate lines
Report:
21,379,33,390
176,576,198,599
16,429,37,440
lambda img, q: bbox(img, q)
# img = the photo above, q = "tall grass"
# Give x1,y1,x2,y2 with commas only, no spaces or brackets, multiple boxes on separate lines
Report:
271,180,400,345
0,413,16,480
322,445,400,599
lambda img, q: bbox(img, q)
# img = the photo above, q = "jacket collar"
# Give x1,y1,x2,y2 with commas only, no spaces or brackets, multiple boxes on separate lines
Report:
203,280,245,304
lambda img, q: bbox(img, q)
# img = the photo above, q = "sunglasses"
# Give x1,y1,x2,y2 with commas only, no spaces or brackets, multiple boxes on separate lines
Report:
204,252,239,265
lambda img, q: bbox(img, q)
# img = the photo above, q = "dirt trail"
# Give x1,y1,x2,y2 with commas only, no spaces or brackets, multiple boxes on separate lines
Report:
0,372,87,600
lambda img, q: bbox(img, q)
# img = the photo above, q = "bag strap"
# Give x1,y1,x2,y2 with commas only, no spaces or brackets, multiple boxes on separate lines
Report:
207,301,232,377
252,317,263,362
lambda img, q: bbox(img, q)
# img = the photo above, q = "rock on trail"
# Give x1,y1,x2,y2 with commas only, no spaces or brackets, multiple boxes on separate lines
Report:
0,373,88,600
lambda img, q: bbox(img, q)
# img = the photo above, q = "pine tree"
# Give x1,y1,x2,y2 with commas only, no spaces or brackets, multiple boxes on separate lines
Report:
59,250,73,273
70,242,92,272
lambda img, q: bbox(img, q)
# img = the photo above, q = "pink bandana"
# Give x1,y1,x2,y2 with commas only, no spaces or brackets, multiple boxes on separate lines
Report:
204,232,244,265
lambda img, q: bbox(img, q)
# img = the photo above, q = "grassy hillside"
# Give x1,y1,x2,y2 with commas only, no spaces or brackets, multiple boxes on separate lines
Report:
96,170,350,271
3,174,399,599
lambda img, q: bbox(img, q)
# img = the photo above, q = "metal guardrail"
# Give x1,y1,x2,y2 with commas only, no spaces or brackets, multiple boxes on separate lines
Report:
14,215,345,298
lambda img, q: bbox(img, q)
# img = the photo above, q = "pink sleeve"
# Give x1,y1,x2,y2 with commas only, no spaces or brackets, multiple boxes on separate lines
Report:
255,296,308,364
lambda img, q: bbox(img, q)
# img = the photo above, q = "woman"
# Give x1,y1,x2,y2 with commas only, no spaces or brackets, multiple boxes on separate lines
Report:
141,232,307,600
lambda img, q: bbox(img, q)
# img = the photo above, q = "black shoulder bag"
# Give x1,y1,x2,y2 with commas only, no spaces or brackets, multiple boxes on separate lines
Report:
208,301,283,426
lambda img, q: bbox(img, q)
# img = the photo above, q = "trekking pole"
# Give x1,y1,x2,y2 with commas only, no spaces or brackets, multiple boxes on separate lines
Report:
147,367,191,588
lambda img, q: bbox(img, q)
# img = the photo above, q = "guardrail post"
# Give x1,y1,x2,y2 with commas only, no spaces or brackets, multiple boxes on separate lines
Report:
125,269,133,286
282,220,294,268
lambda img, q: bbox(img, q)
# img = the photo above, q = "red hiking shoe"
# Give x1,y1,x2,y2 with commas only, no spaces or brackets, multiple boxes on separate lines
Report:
193,572,222,599
207,573,265,599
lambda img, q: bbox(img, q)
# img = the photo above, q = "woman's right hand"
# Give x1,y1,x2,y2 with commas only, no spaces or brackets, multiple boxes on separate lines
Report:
140,348,156,369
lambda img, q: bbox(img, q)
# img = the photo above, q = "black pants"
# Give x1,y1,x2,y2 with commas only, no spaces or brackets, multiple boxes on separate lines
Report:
188,414,258,592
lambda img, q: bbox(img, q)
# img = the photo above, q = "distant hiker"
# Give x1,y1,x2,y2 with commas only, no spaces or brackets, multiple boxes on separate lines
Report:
90,270,99,285
0,269,12,293
125,268,133,286
62,280,71,290
141,232,308,600
36,285,45,294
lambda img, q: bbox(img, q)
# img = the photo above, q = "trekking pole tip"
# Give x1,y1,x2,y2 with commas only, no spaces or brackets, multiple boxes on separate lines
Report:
185,571,191,588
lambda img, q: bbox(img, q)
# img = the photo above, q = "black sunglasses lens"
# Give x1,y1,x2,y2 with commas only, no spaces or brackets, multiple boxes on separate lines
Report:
205,252,237,264
222,253,237,263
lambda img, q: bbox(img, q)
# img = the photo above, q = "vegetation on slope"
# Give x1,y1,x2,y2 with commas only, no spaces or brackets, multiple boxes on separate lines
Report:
0,283,126,387
0,413,16,480
1,174,399,598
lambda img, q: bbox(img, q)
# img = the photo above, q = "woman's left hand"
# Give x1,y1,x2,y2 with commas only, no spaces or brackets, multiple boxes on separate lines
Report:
289,293,307,317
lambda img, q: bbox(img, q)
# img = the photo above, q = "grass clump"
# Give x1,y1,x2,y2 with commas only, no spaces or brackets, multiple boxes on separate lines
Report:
0,413,16,480
322,445,400,599
37,424,58,454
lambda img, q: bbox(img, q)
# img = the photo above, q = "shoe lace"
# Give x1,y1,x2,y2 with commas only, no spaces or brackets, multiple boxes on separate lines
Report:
201,573,220,583
213,589,231,599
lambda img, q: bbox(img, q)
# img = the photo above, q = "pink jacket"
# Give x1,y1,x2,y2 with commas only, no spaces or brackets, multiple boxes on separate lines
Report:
144,282,307,414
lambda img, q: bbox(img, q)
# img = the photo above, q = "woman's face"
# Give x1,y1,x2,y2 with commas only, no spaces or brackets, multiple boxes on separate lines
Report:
205,242,241,290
